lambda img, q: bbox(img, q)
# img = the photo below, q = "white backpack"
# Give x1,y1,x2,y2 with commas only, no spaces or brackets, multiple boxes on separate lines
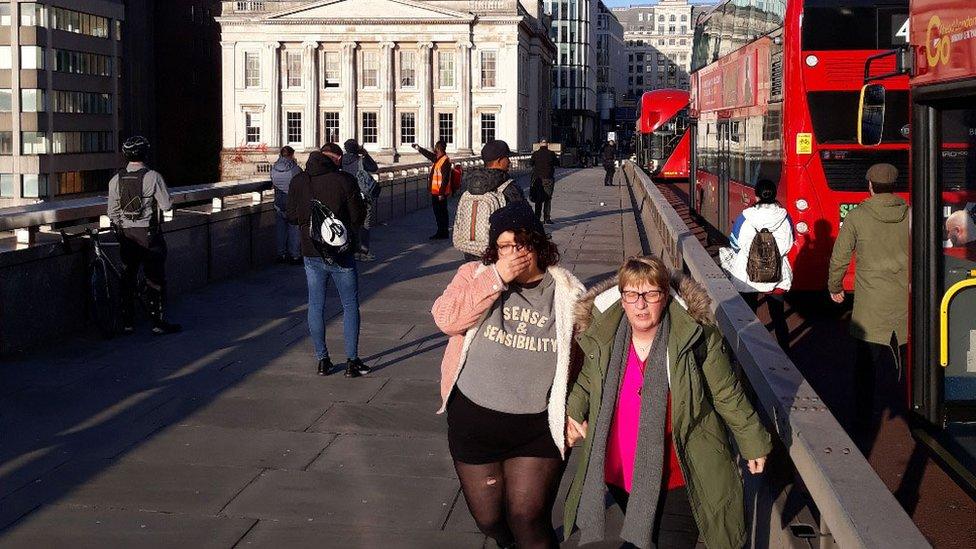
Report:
453,180,513,256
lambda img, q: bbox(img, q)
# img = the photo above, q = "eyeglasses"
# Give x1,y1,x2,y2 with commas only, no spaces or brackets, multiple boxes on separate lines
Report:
497,243,532,255
621,290,665,304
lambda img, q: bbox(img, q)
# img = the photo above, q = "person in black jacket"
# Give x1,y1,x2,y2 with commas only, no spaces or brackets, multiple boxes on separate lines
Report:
530,140,559,224
602,140,617,186
413,140,453,240
287,145,369,379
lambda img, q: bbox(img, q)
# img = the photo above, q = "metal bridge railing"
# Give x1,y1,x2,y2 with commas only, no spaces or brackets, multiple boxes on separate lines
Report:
622,161,929,549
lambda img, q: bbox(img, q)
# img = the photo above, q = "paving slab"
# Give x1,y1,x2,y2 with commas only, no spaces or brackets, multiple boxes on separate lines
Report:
308,402,446,436
220,372,386,403
309,434,456,479
369,379,440,406
237,521,485,549
178,396,331,432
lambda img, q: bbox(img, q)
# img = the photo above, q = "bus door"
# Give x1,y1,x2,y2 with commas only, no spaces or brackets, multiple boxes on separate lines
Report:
914,103,976,490
717,120,732,234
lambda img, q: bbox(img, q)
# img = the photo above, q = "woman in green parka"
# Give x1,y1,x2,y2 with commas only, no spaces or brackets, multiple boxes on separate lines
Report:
563,256,772,549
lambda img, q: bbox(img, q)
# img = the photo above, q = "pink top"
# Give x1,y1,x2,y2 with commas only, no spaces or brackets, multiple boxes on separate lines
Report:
605,343,685,492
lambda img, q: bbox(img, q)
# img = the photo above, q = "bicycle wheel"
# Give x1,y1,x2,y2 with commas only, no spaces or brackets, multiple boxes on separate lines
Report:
90,258,118,338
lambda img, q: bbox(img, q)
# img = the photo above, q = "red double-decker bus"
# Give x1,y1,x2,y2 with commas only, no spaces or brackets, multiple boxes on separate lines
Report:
690,0,911,291
635,89,691,180
866,0,976,492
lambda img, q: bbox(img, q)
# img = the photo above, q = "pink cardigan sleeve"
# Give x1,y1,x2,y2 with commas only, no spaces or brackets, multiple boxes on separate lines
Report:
432,262,506,336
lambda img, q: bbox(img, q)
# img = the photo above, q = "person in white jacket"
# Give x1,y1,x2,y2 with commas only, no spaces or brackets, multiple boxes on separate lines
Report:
719,179,794,347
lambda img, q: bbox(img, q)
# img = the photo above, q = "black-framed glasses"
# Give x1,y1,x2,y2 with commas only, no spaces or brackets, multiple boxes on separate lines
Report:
621,289,665,304
497,243,532,255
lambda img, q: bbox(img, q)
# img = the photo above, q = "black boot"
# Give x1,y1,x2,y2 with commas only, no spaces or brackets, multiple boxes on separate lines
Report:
344,358,371,378
148,288,182,335
317,357,334,376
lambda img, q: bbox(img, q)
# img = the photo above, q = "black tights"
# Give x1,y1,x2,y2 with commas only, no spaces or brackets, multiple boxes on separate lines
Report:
454,456,564,548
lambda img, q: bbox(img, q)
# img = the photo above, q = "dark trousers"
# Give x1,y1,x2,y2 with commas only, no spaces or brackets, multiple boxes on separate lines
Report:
853,335,908,453
118,227,167,321
534,198,551,221
432,194,449,235
741,292,790,349
533,177,554,221
604,166,615,186
607,484,702,549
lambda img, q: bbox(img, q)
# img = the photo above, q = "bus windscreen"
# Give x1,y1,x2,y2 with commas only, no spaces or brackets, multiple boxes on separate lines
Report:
802,2,909,51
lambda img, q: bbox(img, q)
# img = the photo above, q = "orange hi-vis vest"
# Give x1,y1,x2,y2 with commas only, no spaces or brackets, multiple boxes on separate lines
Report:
431,155,449,195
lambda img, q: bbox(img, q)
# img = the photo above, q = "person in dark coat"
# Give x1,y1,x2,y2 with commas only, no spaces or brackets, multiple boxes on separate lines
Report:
530,140,559,224
602,140,617,186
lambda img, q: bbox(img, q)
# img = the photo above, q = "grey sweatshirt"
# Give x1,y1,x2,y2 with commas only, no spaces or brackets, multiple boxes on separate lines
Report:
107,162,173,229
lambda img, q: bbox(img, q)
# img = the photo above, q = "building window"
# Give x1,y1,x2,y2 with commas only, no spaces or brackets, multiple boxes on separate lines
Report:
323,111,339,143
21,89,45,112
480,50,496,88
681,14,687,21
438,51,455,88
362,112,378,144
245,52,261,87
0,132,11,155
51,7,111,38
245,112,261,144
54,171,113,195
22,174,48,198
21,132,47,155
19,3,45,27
323,51,340,87
669,38,676,45
0,46,10,69
51,131,113,154
681,26,687,34
400,112,416,145
0,174,13,198
286,51,302,88
438,112,454,144
480,113,496,145
54,91,112,114
658,14,665,21
55,49,112,76
362,51,378,88
0,89,10,112
20,46,44,70
286,112,302,144
400,51,416,88
0,4,9,26
680,39,687,46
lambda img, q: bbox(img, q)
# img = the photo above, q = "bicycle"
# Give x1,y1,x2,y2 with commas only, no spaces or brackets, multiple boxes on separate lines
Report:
61,228,146,338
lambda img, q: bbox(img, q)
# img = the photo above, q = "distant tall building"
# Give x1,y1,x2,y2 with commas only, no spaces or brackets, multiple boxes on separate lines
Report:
596,2,626,142
215,0,555,179
549,0,599,147
0,2,125,207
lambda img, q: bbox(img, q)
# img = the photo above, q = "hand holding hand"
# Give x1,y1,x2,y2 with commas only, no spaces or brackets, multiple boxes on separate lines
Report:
747,456,767,475
567,416,588,448
495,251,533,284
830,292,845,304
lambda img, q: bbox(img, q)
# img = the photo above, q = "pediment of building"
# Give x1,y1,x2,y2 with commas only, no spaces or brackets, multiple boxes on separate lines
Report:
267,0,474,22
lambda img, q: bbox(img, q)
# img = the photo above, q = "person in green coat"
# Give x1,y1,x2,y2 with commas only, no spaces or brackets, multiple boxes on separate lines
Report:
827,163,909,451
563,256,772,549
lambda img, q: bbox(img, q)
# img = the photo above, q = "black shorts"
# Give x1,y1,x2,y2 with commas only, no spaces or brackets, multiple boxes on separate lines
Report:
446,390,561,464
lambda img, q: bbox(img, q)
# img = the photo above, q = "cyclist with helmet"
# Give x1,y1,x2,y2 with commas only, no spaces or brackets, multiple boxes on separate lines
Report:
107,136,181,335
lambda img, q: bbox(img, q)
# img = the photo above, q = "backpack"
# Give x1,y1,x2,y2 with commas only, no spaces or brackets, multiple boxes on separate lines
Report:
356,166,380,201
453,181,513,256
450,165,463,195
117,168,152,222
746,227,782,283
309,199,352,264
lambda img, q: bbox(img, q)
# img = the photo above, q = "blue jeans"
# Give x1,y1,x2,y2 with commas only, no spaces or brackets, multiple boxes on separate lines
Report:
275,190,300,258
303,256,360,361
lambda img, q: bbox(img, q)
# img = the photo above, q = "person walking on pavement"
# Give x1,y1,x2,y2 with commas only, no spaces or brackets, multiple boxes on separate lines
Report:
287,144,370,379
107,136,182,335
827,163,909,452
340,139,379,262
433,201,585,549
271,146,303,265
603,140,618,186
530,139,559,225
718,179,794,348
413,140,453,240
563,256,771,549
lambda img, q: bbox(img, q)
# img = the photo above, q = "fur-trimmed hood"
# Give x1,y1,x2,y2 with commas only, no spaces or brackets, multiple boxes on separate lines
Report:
574,271,714,333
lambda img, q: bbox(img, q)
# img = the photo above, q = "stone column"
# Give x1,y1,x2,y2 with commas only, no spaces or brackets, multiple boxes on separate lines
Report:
266,41,282,147
418,42,433,147
220,41,236,149
341,42,358,143
304,41,319,149
456,41,473,154
379,41,396,153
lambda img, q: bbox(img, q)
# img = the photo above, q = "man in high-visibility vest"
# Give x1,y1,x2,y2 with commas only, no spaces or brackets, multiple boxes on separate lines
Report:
413,140,453,240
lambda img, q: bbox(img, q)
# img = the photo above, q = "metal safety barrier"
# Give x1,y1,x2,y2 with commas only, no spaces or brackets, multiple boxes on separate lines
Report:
622,161,930,549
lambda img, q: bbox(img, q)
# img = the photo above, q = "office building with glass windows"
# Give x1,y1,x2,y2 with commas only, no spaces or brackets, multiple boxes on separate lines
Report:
0,1,125,206
548,0,599,147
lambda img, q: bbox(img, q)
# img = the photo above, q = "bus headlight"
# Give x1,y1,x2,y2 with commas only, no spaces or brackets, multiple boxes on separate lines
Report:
805,55,819,67
795,199,809,211
796,222,809,234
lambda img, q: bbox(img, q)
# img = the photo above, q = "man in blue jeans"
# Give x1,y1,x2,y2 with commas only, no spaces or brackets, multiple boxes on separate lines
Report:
286,144,369,378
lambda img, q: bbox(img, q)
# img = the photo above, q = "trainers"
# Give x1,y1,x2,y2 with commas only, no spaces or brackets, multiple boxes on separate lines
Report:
344,358,371,378
151,320,182,335
276,254,288,264
317,357,334,376
544,218,554,225
358,252,375,262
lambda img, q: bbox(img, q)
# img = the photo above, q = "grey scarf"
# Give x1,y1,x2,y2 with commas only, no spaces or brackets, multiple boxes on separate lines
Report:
577,311,672,549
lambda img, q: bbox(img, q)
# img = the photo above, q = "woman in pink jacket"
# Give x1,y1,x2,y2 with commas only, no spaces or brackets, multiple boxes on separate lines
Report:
432,201,584,548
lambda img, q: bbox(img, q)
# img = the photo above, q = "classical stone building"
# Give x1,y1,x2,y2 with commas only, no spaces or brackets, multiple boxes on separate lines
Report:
216,0,555,179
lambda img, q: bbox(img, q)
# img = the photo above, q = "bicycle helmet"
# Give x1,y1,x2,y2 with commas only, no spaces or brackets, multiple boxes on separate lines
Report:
122,136,150,161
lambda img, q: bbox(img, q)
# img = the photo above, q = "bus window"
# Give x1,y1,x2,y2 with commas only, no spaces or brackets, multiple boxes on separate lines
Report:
802,2,909,51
